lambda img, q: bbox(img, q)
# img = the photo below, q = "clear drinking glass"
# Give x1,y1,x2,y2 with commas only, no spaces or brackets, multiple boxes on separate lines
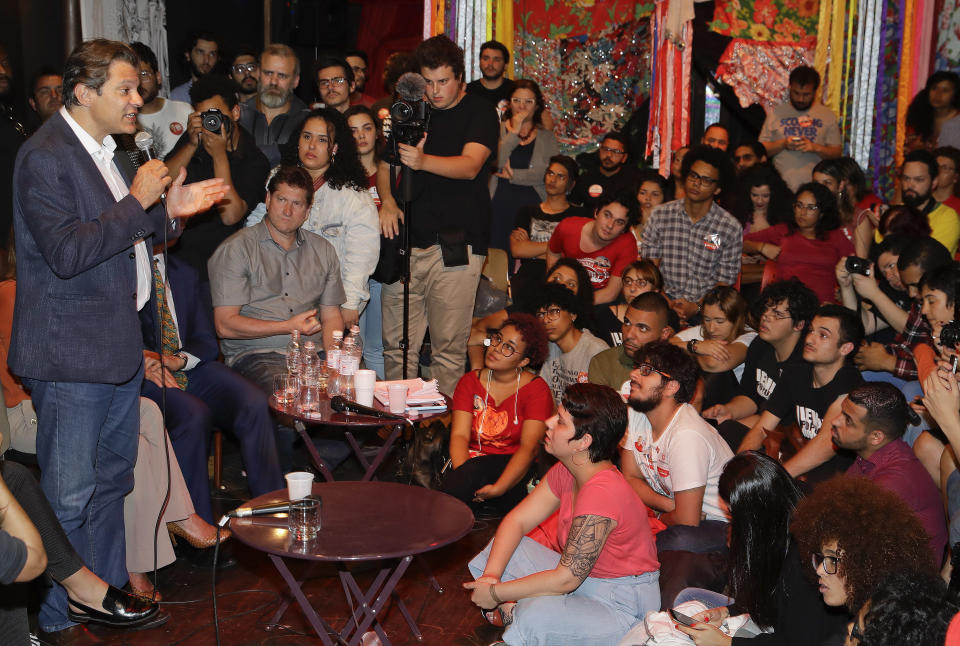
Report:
287,496,321,541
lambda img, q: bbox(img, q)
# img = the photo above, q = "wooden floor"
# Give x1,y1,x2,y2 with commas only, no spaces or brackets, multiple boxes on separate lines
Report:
32,433,505,646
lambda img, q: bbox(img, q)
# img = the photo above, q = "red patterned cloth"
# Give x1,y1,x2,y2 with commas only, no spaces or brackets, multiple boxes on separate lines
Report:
716,39,814,111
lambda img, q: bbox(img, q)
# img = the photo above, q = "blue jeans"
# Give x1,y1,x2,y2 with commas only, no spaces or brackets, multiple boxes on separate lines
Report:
469,537,660,646
359,278,385,379
656,520,729,553
26,368,143,632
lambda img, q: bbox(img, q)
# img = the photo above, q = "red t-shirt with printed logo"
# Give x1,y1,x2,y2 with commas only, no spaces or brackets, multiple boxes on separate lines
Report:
547,216,638,290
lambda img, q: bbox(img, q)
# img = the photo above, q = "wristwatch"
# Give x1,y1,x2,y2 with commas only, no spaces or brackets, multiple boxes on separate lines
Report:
175,351,188,369
686,339,699,355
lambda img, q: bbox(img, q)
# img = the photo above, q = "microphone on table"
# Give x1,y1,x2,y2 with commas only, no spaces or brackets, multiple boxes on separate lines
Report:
225,501,293,519
134,131,176,230
330,395,405,420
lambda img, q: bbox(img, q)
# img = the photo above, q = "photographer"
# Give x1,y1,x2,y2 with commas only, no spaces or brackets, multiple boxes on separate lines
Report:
377,35,499,395
836,235,912,342
165,74,270,285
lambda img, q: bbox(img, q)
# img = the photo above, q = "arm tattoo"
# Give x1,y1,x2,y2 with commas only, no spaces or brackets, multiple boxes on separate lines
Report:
558,515,615,581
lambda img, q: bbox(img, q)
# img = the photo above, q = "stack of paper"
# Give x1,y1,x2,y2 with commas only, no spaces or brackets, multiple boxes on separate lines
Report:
373,378,446,407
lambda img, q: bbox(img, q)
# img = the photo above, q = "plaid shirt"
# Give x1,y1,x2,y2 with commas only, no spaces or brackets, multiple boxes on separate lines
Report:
641,199,743,301
886,300,932,379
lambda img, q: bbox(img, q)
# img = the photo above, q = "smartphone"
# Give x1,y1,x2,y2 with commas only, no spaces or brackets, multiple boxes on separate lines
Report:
669,608,697,627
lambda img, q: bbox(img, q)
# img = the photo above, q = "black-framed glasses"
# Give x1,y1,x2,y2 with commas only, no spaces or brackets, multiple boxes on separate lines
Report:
535,306,563,322
760,307,792,321
793,202,820,213
231,63,258,75
687,169,719,186
317,77,347,89
622,277,651,288
487,332,518,358
634,363,672,379
812,552,842,575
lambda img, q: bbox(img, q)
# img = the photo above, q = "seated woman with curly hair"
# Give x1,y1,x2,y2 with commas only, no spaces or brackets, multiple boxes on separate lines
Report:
441,313,554,516
464,383,660,646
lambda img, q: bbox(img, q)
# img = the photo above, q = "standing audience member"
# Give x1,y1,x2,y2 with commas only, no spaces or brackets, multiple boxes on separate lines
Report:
934,146,960,213
229,50,260,103
165,74,271,289
314,57,355,113
237,44,309,167
377,35,499,395
568,132,639,210
442,314,553,515
537,283,609,406
131,42,191,159
247,108,379,330
908,71,960,148
25,66,62,131
759,65,842,191
744,182,853,304
701,123,730,151
546,191,639,304
489,80,558,261
623,341,734,553
731,141,768,174
10,38,225,631
642,145,742,324
465,384,661,646
0,44,27,250
465,40,515,114
170,31,219,103
901,149,960,253
345,50,375,107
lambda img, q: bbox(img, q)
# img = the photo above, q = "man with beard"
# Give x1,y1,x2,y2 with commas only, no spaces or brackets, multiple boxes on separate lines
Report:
26,67,62,131
170,31,219,104
568,132,639,210
0,44,26,250
314,57,354,113
621,340,733,552
760,65,842,191
165,74,270,287
345,50,375,107
131,43,192,159
230,50,259,104
899,149,960,254
465,40,515,115
237,44,308,167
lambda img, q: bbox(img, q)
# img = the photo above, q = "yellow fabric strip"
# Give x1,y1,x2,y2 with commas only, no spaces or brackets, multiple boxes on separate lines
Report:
495,0,514,76
826,0,846,111
896,0,915,170
814,0,833,105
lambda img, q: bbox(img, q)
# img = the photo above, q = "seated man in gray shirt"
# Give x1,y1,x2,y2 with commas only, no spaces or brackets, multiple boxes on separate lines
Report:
209,164,345,469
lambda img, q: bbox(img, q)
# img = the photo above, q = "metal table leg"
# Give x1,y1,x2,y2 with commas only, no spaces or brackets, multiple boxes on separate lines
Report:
267,554,338,645
294,419,336,481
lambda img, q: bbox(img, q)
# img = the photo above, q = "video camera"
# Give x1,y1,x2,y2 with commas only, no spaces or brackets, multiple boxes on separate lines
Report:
383,72,430,165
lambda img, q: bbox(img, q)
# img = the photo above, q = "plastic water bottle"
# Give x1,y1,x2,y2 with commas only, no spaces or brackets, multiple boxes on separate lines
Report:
286,330,302,376
300,341,319,386
336,352,357,401
348,324,363,365
326,330,344,396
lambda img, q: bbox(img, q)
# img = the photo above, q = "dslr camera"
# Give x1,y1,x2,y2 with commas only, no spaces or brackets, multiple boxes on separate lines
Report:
200,108,232,134
940,320,960,352
845,256,871,276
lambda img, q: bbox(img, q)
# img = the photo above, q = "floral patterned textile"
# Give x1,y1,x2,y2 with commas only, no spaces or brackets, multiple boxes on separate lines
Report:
935,0,960,70
715,40,814,111
708,0,820,48
513,0,653,39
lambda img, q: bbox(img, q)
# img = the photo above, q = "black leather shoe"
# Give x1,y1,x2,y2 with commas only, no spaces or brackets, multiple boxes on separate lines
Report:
67,584,164,629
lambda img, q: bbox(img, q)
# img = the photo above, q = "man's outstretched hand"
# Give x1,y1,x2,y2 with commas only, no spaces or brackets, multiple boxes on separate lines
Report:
165,167,228,218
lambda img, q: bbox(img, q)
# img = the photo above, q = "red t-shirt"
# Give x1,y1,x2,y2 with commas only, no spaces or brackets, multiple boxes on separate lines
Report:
452,370,553,456
546,463,659,578
746,223,854,303
547,216,638,289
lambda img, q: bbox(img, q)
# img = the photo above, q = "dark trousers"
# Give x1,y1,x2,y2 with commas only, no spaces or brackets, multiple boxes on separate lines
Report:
440,453,530,516
142,360,284,522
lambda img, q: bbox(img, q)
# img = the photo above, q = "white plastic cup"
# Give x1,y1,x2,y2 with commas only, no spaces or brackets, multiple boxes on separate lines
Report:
355,369,376,391
355,387,375,407
285,471,314,500
387,384,408,414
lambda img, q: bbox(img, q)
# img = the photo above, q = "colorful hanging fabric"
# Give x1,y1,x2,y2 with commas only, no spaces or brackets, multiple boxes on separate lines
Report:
512,0,648,39
849,0,883,169
646,0,692,174
936,0,960,69
895,0,914,170
824,0,847,113
494,0,514,66
708,0,819,47
716,40,814,111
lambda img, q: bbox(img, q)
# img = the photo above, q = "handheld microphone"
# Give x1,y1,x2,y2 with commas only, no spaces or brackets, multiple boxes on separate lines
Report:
133,131,175,230
395,72,427,101
225,501,293,518
330,395,405,419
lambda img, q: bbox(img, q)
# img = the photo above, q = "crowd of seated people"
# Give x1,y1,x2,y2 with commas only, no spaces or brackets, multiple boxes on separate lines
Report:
3,27,960,646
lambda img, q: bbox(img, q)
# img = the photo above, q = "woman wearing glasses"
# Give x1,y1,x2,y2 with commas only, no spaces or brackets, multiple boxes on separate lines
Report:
465,383,660,646
441,313,553,515
743,182,853,304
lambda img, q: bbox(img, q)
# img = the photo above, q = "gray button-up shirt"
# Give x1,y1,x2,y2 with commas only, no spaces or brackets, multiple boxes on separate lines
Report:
209,220,345,365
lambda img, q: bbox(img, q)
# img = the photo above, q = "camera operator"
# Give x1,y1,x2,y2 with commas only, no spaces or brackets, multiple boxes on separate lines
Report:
377,35,499,395
165,74,270,289
836,235,912,344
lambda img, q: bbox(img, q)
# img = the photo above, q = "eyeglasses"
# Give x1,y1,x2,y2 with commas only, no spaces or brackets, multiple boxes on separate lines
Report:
812,551,842,575
686,169,719,186
760,307,792,321
487,332,519,358
793,202,820,213
317,77,347,89
622,277,651,288
599,145,626,155
634,363,672,379
535,306,564,322
231,63,258,75
848,621,865,643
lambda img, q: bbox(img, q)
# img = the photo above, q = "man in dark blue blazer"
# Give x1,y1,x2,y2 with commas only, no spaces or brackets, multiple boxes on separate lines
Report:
9,40,225,631
140,248,283,522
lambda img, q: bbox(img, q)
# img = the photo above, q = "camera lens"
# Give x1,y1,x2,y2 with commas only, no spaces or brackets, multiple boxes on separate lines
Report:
390,101,413,123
